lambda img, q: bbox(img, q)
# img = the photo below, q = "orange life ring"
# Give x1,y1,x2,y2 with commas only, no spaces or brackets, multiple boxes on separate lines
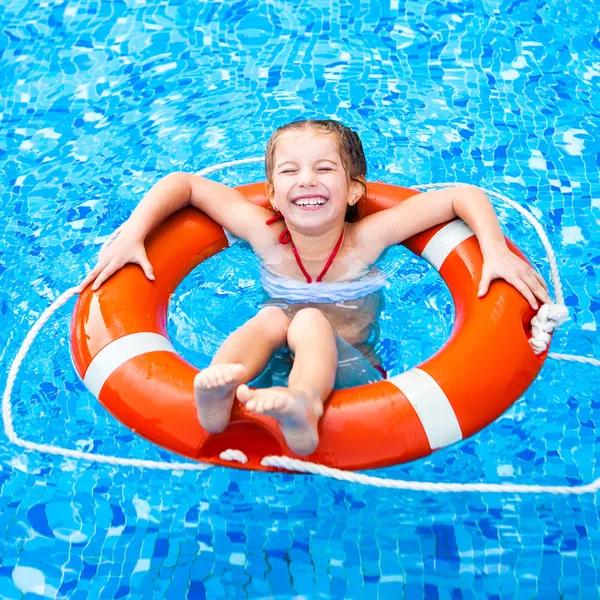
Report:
71,182,547,472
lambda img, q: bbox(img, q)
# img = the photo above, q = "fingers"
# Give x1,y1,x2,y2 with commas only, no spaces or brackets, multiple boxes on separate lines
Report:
479,272,550,310
89,260,154,291
478,270,491,298
140,258,155,281
479,254,552,310
505,265,547,309
531,270,551,304
532,269,549,291
136,253,155,282
519,265,551,306
78,252,155,293
75,264,103,293
91,263,118,291
510,277,539,310
526,272,551,305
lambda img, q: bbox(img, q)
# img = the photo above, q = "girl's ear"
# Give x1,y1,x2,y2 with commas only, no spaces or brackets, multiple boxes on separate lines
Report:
348,176,366,205
265,182,277,210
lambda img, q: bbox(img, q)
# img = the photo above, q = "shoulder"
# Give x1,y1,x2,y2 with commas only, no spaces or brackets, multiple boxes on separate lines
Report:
252,218,286,259
186,174,280,252
344,221,388,267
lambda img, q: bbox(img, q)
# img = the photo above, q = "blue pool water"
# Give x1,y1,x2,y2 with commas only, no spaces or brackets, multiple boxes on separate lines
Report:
1,0,599,598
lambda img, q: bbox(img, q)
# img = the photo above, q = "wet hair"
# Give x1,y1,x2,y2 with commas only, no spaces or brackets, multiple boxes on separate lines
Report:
265,119,367,222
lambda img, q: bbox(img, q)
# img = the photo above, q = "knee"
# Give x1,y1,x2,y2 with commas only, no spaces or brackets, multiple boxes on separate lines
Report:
288,308,331,338
253,306,290,345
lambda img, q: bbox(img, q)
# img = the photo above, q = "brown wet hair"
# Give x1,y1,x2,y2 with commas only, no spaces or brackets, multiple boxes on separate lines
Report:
265,119,367,222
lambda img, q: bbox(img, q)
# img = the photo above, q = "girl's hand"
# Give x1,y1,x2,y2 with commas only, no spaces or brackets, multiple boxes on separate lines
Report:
76,232,155,293
478,246,551,310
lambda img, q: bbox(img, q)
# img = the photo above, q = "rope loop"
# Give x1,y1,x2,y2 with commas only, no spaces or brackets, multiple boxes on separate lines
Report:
530,303,570,354
1,160,598,493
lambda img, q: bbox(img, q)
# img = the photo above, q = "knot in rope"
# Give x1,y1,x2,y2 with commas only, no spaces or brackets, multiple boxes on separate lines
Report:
530,303,570,354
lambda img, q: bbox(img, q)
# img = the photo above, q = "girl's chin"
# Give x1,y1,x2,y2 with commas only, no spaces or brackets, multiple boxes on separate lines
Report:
289,209,332,224
285,212,344,233
282,203,346,226
290,201,346,217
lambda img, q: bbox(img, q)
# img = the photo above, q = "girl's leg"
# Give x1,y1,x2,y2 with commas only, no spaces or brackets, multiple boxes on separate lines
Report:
194,306,290,432
237,308,338,454
286,308,337,403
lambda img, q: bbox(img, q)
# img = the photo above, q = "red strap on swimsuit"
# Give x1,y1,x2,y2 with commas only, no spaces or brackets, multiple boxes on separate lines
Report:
266,213,345,283
373,364,387,378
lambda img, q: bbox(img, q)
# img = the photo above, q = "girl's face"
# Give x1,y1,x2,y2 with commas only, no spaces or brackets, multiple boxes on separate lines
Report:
267,129,363,232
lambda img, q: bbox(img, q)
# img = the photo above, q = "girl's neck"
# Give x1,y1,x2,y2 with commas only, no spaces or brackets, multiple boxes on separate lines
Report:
285,221,347,262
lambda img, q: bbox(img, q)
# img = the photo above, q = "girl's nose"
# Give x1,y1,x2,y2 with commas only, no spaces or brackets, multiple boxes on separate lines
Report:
297,167,317,187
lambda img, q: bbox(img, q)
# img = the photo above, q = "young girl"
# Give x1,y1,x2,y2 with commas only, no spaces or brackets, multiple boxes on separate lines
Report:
78,120,550,456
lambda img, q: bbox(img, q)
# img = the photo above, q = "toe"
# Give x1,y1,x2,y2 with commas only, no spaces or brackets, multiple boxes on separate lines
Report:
231,363,246,379
237,384,253,404
264,394,276,411
224,364,239,384
221,367,232,384
273,395,287,411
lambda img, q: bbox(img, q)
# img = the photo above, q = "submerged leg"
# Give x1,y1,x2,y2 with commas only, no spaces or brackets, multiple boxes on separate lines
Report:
194,306,290,432
237,308,337,454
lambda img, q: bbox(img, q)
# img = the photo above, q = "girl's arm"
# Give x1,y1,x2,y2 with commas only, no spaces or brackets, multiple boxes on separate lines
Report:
354,185,550,309
78,172,273,291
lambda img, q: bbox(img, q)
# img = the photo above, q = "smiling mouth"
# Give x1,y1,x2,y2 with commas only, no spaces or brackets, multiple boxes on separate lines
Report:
291,196,329,207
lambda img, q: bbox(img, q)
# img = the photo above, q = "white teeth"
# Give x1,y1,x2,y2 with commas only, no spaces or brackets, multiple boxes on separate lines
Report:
294,198,326,207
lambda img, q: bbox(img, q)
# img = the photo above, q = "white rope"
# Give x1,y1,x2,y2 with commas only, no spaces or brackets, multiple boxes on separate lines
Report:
479,186,574,355
219,449,249,464
2,161,598,494
1,158,267,473
530,304,570,354
548,352,600,367
1,286,212,471
259,455,600,494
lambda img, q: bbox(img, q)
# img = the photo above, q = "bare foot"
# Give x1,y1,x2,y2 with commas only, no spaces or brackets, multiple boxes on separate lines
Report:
237,385,323,455
194,364,247,433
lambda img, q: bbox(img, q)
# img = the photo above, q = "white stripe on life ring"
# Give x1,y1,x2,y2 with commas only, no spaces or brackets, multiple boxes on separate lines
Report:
83,333,177,398
421,220,475,271
387,368,463,450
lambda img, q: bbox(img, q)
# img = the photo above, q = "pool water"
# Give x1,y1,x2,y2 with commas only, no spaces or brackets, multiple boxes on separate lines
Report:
1,0,599,598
